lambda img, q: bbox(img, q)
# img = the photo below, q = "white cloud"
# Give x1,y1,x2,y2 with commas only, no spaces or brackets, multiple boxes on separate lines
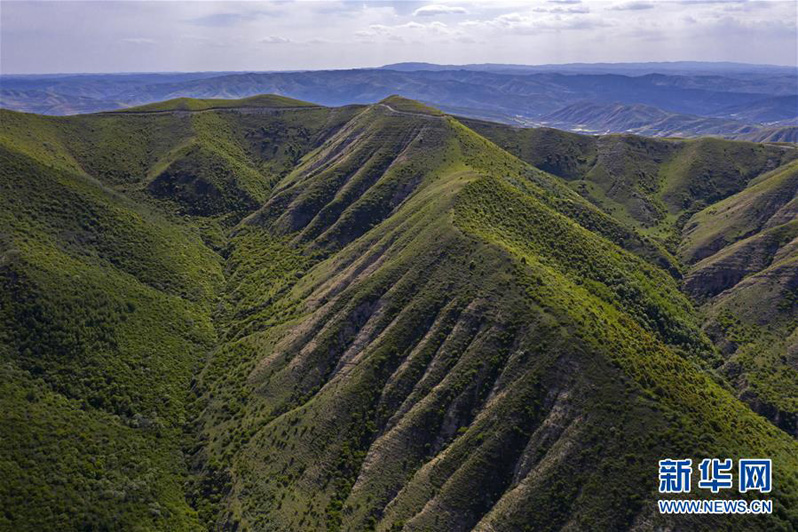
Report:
356,20,462,42
465,10,611,34
413,5,468,17
533,5,590,13
260,36,292,44
609,2,656,11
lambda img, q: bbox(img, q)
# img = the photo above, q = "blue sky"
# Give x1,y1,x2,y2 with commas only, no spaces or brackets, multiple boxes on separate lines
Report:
1,0,796,74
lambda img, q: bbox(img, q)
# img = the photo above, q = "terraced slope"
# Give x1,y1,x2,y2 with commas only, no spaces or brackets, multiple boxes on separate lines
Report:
2,97,798,532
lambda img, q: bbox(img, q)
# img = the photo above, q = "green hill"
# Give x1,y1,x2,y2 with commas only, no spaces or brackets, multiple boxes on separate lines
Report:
460,118,797,249
114,94,321,113
457,116,798,441
2,96,798,531
681,160,798,437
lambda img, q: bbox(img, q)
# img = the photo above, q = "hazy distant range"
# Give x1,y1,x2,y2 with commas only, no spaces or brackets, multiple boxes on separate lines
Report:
2,61,796,141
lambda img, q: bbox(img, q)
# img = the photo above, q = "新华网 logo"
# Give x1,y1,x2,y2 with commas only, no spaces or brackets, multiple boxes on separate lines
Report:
657,458,772,515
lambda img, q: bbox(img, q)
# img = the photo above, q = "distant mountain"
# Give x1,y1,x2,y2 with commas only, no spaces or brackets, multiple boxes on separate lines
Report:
0,88,123,115
1,63,796,139
98,69,783,116
535,96,798,140
739,126,798,143
540,101,672,132
381,61,797,78
712,95,798,123
537,101,762,138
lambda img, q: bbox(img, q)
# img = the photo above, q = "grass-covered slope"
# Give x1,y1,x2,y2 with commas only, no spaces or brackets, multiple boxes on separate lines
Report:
463,116,798,442
680,161,798,437
0,102,361,218
114,94,321,113
0,131,222,530
2,96,798,531
681,160,798,263
0,99,355,530
461,118,797,250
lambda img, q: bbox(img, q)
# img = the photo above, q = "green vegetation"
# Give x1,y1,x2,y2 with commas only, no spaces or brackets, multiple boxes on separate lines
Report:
115,94,321,113
462,118,797,251
0,125,222,530
2,96,798,531
379,95,445,116
681,160,798,262
681,161,798,438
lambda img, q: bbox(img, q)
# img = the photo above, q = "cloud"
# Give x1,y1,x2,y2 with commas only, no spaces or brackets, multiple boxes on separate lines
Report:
609,1,655,11
358,21,456,37
533,5,590,13
466,11,611,34
179,35,232,48
310,1,368,16
355,19,466,44
413,5,468,17
548,0,582,3
260,36,291,44
120,38,156,45
677,0,747,4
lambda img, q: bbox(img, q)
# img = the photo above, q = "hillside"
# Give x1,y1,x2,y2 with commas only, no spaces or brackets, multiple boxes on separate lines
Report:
460,116,798,440
680,162,798,436
2,96,798,531
0,99,359,529
460,118,798,249
112,94,321,113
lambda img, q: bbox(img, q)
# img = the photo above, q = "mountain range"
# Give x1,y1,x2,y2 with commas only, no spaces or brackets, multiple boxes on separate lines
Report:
2,94,797,531
2,62,796,140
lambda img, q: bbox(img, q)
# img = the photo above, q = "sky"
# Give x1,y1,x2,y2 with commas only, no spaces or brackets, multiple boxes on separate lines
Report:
1,0,796,74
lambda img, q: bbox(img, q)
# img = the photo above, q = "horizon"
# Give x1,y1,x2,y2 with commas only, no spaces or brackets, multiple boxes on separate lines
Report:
2,1,796,75
2,59,796,78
